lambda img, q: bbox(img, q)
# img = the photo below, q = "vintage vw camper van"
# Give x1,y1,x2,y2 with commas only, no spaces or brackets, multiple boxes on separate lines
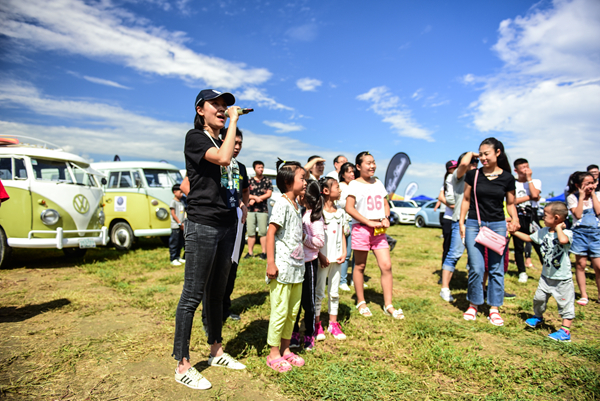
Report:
91,161,183,250
0,141,108,267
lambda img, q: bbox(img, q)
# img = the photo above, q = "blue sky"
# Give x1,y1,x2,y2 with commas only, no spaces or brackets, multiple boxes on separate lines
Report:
0,0,598,198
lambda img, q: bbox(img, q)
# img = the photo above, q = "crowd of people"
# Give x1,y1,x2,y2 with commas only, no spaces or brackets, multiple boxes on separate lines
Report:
169,88,600,390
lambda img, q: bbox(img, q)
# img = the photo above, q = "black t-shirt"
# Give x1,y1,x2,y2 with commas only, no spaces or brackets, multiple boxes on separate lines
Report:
239,161,249,191
465,168,516,222
184,129,238,227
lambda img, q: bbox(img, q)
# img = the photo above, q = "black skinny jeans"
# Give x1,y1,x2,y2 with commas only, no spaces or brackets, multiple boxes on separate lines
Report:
513,214,543,274
172,219,236,361
441,218,453,266
293,259,319,337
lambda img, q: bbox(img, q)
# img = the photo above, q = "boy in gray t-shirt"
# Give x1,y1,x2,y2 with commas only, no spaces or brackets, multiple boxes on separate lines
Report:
511,202,574,342
169,184,186,266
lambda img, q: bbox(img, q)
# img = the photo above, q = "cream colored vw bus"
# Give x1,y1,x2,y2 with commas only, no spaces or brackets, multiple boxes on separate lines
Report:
0,140,107,267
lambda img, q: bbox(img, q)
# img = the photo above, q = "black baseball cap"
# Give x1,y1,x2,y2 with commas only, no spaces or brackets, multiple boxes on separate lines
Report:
195,89,235,109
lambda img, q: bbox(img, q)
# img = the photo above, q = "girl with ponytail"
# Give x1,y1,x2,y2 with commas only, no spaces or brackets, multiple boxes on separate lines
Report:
459,137,519,326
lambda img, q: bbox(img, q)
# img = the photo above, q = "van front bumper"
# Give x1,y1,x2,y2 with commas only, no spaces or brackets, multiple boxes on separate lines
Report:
133,228,171,237
7,227,109,249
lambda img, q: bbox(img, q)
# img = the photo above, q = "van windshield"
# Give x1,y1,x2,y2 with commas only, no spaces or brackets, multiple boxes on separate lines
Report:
31,158,73,183
144,169,182,187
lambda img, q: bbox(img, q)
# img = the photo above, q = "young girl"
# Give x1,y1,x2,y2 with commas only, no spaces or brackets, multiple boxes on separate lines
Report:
291,180,325,351
345,151,404,319
459,138,519,326
265,160,307,373
315,177,348,340
338,162,355,291
566,171,600,305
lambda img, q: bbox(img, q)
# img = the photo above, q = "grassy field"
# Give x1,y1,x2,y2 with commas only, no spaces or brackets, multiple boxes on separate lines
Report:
1,224,599,400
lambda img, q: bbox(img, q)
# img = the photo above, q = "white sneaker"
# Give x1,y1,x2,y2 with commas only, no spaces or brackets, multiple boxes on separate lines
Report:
170,260,182,266
178,258,186,263
207,353,246,370
339,283,351,292
518,272,528,283
363,283,368,288
174,367,211,390
439,288,455,302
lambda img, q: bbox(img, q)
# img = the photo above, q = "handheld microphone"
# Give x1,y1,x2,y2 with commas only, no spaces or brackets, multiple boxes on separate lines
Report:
225,108,254,117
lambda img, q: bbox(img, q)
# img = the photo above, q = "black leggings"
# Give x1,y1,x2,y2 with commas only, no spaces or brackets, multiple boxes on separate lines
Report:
293,259,318,337
441,218,453,266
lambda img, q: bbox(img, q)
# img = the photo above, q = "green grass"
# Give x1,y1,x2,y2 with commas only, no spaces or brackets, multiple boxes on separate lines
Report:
1,226,599,400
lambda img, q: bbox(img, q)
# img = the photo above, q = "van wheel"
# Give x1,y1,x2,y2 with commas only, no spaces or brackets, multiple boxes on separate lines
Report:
111,222,134,250
160,236,170,247
0,227,12,268
415,216,426,228
63,248,87,258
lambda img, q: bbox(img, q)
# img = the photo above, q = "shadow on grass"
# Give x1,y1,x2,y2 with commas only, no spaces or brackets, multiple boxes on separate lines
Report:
351,288,384,310
224,319,269,357
230,291,268,315
0,298,71,323
3,237,166,271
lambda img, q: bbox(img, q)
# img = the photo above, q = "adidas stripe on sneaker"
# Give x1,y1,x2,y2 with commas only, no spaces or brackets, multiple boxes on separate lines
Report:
174,367,211,390
207,353,246,370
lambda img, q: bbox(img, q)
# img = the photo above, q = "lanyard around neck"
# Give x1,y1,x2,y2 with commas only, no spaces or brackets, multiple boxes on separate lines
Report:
203,130,234,189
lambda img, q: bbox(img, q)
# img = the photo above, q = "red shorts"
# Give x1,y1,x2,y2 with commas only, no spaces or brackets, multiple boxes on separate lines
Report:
351,224,389,251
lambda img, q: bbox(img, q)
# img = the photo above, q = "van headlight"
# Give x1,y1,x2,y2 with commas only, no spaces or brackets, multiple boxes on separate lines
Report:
41,209,60,225
156,207,169,220
98,209,105,225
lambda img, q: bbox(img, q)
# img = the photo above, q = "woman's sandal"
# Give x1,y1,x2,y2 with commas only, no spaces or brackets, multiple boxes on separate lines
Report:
266,356,292,373
463,306,477,321
356,301,372,317
488,311,504,326
283,352,305,367
576,298,589,306
383,304,405,319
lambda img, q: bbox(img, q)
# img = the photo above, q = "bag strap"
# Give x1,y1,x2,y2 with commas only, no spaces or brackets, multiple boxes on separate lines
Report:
474,169,482,227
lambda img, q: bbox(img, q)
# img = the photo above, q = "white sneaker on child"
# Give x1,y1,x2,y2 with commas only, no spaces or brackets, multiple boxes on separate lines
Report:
518,272,528,283
207,353,246,370
170,260,182,266
174,367,211,390
339,283,351,292
439,288,454,302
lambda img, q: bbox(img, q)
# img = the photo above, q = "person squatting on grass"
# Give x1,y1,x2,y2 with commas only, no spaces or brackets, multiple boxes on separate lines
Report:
314,177,348,341
460,138,519,327
290,179,325,351
345,151,404,319
172,89,248,391
265,160,308,373
511,202,576,342
566,171,600,306
439,152,478,302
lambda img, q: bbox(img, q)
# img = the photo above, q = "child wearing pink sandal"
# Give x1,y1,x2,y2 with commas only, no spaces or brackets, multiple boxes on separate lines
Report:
315,177,348,341
265,160,307,372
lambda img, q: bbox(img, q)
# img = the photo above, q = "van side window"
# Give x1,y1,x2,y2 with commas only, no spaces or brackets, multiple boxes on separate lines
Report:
0,158,12,180
15,159,27,179
108,172,120,188
132,171,141,187
119,171,133,188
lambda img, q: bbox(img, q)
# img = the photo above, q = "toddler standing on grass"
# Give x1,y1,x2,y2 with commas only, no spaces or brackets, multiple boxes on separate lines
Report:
265,160,307,373
315,177,347,341
511,202,575,342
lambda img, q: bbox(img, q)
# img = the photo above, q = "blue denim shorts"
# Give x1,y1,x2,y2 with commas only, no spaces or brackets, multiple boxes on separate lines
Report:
570,227,600,258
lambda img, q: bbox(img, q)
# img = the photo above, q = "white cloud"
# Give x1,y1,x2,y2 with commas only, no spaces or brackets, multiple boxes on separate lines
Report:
237,87,293,111
0,0,270,89
296,78,322,92
286,23,318,42
263,120,305,133
0,80,336,168
83,76,131,90
468,0,600,170
357,86,434,142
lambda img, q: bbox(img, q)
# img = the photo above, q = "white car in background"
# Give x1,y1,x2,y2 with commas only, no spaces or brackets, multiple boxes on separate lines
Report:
388,200,420,224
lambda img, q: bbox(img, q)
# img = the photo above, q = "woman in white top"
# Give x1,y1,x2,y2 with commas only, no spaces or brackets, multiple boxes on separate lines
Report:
345,151,404,319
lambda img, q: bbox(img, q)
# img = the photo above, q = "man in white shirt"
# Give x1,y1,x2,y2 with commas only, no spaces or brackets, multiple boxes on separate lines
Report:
513,158,543,283
326,155,348,181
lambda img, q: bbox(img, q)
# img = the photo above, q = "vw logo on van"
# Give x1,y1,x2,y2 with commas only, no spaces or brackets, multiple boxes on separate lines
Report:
73,194,90,214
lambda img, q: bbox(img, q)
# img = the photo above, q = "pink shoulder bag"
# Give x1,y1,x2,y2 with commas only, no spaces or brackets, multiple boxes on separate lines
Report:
473,169,508,256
